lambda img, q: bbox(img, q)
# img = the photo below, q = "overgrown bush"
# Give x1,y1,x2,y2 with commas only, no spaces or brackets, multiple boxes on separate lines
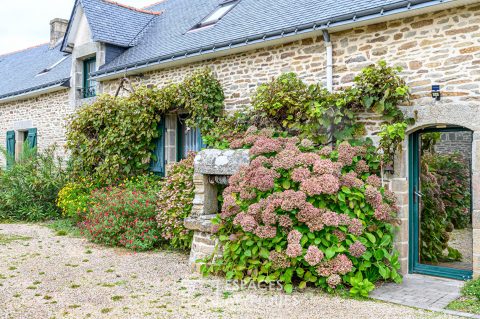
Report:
156,154,196,250
419,161,461,263
424,153,471,229
0,146,66,221
205,61,411,148
81,183,162,251
202,129,402,295
67,68,224,185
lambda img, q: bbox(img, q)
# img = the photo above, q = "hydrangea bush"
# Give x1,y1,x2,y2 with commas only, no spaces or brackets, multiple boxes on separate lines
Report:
202,128,402,295
156,154,196,250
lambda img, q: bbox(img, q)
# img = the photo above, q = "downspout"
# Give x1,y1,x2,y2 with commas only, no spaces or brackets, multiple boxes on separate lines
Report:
322,30,333,92
322,30,335,145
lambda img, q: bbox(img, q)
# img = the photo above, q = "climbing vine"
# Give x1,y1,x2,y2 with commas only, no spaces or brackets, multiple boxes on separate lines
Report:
204,61,412,149
66,68,224,185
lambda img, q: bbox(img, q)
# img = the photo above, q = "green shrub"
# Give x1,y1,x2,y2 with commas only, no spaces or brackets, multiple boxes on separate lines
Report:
57,179,98,221
81,184,161,251
424,153,471,229
156,154,195,250
0,146,66,221
202,132,401,295
207,61,411,148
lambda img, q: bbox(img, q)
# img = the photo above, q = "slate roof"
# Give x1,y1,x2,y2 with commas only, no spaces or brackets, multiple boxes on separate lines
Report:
95,0,426,75
0,43,71,99
80,0,161,47
1,0,446,99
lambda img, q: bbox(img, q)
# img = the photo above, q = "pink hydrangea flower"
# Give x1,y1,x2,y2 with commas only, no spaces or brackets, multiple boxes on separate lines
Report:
279,190,307,211
250,156,273,169
254,225,277,239
338,142,357,165
286,243,303,258
355,159,370,174
333,230,346,242
366,174,382,188
313,159,338,175
297,203,322,223
304,245,324,266
291,167,312,182
374,203,392,221
341,171,364,188
221,194,240,219
278,215,293,228
230,139,245,149
321,211,340,227
296,152,321,166
327,274,342,288
348,218,364,236
287,229,302,244
349,241,367,258
318,146,333,157
250,137,283,156
365,186,383,208
245,166,279,192
272,149,299,170
300,174,340,196
269,251,291,269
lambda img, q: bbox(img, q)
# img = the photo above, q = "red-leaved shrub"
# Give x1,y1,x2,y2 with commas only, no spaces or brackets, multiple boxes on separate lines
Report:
81,186,161,251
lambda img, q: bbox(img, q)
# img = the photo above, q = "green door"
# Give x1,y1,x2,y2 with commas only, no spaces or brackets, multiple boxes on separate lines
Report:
409,127,473,280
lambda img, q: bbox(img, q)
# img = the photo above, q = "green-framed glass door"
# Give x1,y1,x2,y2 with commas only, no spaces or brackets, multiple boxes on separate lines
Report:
409,126,473,280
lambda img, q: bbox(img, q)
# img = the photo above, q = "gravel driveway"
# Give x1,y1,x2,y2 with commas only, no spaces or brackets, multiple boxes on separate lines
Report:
0,224,460,319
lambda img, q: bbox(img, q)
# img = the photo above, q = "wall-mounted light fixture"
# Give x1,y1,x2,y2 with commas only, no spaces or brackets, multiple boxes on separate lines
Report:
431,85,441,101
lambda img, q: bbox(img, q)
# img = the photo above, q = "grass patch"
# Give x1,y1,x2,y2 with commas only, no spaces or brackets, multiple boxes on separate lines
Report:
101,308,112,314
447,278,480,314
111,295,123,301
0,234,31,245
448,297,480,314
45,219,81,237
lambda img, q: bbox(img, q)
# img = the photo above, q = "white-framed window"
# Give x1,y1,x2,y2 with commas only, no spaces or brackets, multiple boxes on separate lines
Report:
193,0,239,30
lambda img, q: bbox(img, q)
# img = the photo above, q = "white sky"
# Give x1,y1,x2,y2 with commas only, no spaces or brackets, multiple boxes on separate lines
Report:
0,0,156,55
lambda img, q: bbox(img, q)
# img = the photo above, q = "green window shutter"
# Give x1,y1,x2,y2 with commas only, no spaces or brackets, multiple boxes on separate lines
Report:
26,128,37,149
6,130,15,168
150,117,166,176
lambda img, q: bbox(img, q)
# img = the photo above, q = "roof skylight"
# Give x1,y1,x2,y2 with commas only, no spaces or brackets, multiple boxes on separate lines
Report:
194,0,239,29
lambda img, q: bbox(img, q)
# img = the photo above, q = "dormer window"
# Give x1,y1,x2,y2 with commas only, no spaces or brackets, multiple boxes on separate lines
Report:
193,0,239,30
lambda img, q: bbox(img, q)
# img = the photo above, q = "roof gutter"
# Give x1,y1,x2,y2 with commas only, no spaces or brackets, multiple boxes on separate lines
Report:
91,0,473,82
0,78,70,104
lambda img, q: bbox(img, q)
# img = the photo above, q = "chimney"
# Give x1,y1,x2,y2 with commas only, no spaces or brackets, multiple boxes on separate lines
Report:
50,18,69,48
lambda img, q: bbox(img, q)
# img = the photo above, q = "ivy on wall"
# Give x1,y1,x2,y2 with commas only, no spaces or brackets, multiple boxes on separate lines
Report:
204,61,412,151
66,68,224,185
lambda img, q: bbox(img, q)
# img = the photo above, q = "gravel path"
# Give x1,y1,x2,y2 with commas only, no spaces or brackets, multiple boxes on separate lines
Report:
0,224,461,319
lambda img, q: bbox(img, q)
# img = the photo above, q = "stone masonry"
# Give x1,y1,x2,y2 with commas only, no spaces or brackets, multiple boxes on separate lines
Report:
0,89,74,167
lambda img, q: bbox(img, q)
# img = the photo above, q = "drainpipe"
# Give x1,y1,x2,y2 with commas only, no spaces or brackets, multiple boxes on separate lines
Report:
323,30,335,145
322,30,333,92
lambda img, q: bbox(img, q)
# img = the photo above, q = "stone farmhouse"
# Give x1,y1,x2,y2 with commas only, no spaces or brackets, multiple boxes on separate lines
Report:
0,0,479,279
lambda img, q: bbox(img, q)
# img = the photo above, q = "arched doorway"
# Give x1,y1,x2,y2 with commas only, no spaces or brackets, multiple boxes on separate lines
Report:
408,125,473,280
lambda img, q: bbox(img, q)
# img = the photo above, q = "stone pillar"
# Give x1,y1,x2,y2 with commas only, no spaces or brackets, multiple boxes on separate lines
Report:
185,149,250,271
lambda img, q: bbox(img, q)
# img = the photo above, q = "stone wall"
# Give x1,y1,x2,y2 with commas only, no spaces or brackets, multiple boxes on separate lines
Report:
434,131,473,163
0,89,74,167
101,4,480,113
